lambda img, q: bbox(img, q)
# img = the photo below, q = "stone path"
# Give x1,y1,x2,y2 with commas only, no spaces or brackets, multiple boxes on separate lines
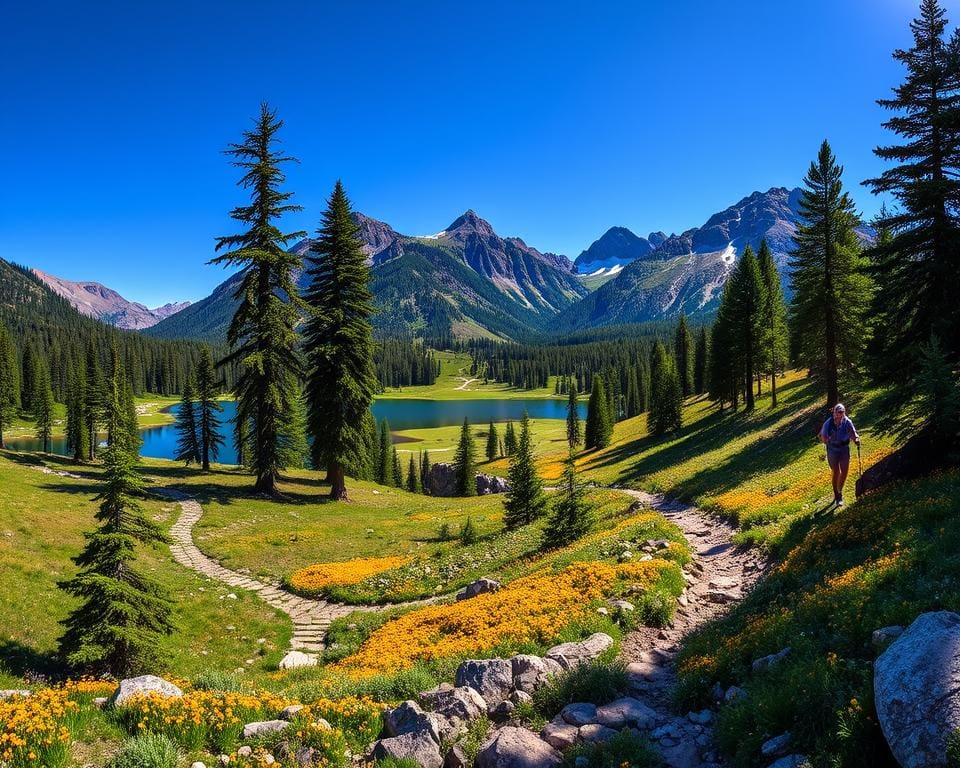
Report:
158,488,370,653
616,489,770,767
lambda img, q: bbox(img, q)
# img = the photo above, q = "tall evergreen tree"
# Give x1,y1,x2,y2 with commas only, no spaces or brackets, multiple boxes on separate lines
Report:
504,421,518,456
453,418,477,496
0,325,19,449
211,104,306,494
503,412,547,529
58,346,173,676
728,246,766,410
790,140,872,406
757,239,789,406
392,447,403,487
694,326,709,396
84,340,104,460
865,0,960,443
174,377,201,466
585,375,613,449
195,347,225,471
407,453,419,493
420,450,432,495
542,450,593,549
303,181,378,499
378,419,394,486
33,360,55,453
566,380,582,447
66,365,90,463
648,342,683,436
486,421,500,461
709,282,739,410
674,315,695,398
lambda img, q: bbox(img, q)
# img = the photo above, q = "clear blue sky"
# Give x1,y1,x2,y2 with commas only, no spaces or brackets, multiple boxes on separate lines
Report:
0,0,945,305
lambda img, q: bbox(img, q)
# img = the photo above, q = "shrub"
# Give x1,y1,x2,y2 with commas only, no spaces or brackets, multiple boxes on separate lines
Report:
533,659,628,715
633,590,674,628
561,729,660,768
191,669,248,692
111,733,179,768
437,522,453,541
460,516,477,544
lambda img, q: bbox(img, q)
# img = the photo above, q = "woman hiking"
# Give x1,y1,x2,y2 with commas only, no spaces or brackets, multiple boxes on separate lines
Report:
820,403,860,506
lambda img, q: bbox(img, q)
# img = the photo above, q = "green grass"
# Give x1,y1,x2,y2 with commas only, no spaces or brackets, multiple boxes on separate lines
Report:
0,450,288,685
675,469,960,767
377,350,564,400
394,417,569,459
4,395,180,440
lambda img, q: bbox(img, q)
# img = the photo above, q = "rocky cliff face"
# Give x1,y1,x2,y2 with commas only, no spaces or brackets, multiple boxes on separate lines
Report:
31,269,190,330
573,227,657,274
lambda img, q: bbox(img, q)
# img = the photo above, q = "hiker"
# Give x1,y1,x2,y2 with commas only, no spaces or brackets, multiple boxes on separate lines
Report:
820,403,860,506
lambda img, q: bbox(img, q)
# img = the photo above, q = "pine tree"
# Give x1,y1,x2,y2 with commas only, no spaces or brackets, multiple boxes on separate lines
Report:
674,315,695,398
211,104,306,494
585,374,613,449
0,325,19,449
58,346,173,676
625,367,641,418
728,246,766,410
648,343,683,436
694,326,709,396
757,239,789,406
84,341,104,460
709,281,739,410
378,420,394,486
453,418,477,496
392,447,403,487
303,181,378,499
504,421,518,456
790,140,872,407
33,360,55,453
503,412,547,529
420,450,432,494
865,0,960,443
566,380,582,447
484,421,499,461
407,453,419,493
195,347,225,471
66,365,89,463
174,377,201,465
542,450,593,549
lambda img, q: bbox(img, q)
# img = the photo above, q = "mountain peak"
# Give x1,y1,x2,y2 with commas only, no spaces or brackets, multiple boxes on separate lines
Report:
445,210,496,237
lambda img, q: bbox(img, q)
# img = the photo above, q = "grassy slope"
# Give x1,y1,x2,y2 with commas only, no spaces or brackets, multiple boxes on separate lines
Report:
5,395,179,440
0,451,288,687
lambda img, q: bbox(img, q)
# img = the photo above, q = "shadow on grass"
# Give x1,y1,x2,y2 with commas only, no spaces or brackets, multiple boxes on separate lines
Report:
0,639,64,680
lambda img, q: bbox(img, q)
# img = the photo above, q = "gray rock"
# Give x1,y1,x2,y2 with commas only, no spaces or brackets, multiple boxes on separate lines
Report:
661,739,701,768
724,686,746,703
384,700,443,744
191,763,207,768
687,709,713,725
477,474,510,495
512,654,561,693
444,744,469,768
595,697,657,729
609,599,635,612
545,633,614,669
372,732,443,768
510,690,533,706
751,647,791,673
418,683,455,708
476,726,562,768
875,611,960,768
767,756,809,768
456,658,514,705
280,704,304,721
761,732,792,758
428,465,509,497
457,578,502,601
578,724,617,743
872,625,904,652
242,720,289,739
541,717,579,750
110,675,183,707
0,690,30,700
431,686,488,722
278,651,317,670
560,702,597,726
491,700,516,722
93,696,109,709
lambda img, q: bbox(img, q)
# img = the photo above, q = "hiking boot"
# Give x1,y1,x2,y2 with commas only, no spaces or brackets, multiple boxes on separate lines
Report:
837,497,844,507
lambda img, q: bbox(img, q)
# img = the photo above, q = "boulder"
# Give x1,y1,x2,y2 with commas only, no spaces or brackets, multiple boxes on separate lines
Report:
491,700,516,722
767,757,809,768
372,732,443,768
560,702,597,726
280,704,304,721
444,744,469,768
541,717,579,750
456,658,514,706
457,578,502,601
594,697,657,729
761,732,792,759
476,726,562,768
872,625,904,652
510,690,533,706
578,724,617,743
477,474,510,495
278,651,317,670
426,463,458,497
0,690,31,699
545,633,614,669
431,686,488,722
751,647,791,673
875,611,960,767
418,683,455,709
511,654,561,693
609,599,635,612
242,720,289,739
109,675,183,707
384,700,443,744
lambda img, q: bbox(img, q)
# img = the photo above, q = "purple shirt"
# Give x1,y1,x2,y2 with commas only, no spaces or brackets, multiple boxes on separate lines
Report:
821,415,859,452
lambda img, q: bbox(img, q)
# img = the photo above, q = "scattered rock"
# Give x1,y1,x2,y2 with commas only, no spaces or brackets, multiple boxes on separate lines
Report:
595,697,657,729
237,746,253,757
444,744,469,768
476,474,510,495
751,647,791,673
457,578,502,601
427,465,509,497
92,696,109,709
875,611,960,768
708,576,738,590
476,726,562,768
541,717,579,750
767,756,810,768
242,720,289,739
191,763,207,768
706,589,738,604
418,683,455,709
384,701,443,744
687,709,713,725
724,686,746,703
871,625,904,652
609,599,635,612
578,723,617,743
456,658,514,705
0,690,30,700
511,654,560,693
560,702,597,726
279,651,317,670
545,633,614,669
491,700,516,722
660,739,701,768
110,675,183,707
280,704,305,721
510,690,533,706
372,732,443,768
761,732,792,759
431,686,488,722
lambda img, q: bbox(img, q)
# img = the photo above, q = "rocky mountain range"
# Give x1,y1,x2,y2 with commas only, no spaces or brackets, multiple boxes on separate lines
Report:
573,226,667,275
31,269,190,330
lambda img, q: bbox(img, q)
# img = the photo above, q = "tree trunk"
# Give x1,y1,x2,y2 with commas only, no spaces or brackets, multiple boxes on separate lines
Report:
328,462,348,500
254,471,275,495
771,367,778,408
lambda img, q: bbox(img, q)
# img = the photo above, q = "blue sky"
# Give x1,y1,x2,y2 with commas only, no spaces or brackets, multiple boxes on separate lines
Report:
0,0,945,305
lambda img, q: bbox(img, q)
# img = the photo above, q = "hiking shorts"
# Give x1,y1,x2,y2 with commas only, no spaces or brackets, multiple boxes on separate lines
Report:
827,449,850,471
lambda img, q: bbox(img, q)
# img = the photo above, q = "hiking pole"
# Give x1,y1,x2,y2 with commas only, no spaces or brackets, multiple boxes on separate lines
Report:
857,442,862,479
